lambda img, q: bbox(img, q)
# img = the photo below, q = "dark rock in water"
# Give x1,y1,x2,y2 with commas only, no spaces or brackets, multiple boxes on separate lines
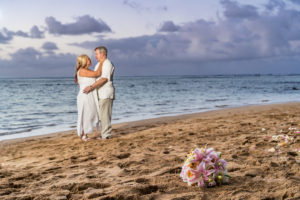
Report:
292,87,298,90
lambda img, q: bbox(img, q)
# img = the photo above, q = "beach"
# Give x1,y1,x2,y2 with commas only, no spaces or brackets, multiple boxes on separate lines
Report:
0,102,299,200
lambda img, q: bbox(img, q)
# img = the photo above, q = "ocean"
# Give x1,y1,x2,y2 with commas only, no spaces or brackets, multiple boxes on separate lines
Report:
0,75,299,141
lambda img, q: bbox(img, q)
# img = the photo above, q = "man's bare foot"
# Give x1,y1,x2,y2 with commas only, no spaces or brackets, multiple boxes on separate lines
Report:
95,136,102,140
102,135,112,140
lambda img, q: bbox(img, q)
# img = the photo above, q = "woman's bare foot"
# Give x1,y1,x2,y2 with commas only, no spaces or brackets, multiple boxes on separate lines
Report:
80,131,90,142
81,134,91,141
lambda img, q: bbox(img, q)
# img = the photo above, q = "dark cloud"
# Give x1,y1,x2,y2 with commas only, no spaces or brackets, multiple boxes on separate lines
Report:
14,26,44,38
221,0,259,19
45,15,111,35
0,26,44,43
42,42,58,51
10,47,42,62
1,47,76,77
71,33,190,63
30,26,44,38
14,30,29,37
158,21,180,32
289,0,300,5
265,0,285,10
0,28,14,43
11,26,45,39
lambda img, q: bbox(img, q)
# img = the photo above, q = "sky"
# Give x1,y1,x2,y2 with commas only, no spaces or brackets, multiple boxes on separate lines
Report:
0,0,300,77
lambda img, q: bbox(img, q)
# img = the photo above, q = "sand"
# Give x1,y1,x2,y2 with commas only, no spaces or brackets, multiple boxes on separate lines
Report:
0,102,299,200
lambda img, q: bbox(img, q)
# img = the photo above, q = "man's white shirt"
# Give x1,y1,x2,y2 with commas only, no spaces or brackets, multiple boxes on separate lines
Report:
94,59,115,99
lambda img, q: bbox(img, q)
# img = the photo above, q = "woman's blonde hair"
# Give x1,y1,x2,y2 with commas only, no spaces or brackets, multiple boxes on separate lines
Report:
74,54,91,83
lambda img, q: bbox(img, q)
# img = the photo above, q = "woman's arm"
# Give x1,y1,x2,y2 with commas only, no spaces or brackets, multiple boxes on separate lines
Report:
78,62,103,78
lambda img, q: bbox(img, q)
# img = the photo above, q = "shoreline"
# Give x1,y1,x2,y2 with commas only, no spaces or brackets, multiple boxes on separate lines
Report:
1,101,299,145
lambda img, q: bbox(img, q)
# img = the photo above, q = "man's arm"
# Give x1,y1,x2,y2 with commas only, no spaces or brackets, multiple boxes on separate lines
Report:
92,77,108,89
83,61,112,93
83,77,107,94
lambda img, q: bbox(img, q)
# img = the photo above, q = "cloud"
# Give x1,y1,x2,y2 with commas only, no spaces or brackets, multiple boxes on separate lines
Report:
13,30,29,37
45,15,111,35
42,42,58,51
2,0,300,77
0,28,14,43
71,34,190,63
220,0,259,19
289,0,300,5
14,26,44,38
265,0,286,10
1,15,109,42
30,25,44,38
1,47,76,77
123,0,143,10
158,21,180,32
70,0,300,75
0,26,44,43
123,0,167,13
10,47,42,62
73,0,300,61
123,0,149,12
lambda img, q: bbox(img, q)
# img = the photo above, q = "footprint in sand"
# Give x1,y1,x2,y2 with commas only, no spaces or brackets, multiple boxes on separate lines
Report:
117,160,137,168
48,156,56,160
135,177,149,184
79,156,97,162
114,153,131,159
132,185,162,195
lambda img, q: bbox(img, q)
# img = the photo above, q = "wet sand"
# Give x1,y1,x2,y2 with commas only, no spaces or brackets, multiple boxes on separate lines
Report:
0,102,299,200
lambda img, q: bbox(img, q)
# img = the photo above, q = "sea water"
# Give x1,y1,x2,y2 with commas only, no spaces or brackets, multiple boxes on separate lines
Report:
0,75,299,141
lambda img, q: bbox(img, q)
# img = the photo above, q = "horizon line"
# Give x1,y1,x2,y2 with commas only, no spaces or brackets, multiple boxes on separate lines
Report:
1,73,300,79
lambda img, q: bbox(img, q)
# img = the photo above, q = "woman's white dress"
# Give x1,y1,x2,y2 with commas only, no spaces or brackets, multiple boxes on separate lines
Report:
77,70,100,136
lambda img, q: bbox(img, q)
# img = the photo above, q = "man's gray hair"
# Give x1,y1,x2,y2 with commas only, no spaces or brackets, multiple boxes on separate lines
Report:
94,46,108,56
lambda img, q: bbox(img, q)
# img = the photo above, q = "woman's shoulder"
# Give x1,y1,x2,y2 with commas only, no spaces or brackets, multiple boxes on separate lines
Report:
78,68,91,76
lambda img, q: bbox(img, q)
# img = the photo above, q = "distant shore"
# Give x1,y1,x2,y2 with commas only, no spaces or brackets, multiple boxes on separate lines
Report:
0,102,299,199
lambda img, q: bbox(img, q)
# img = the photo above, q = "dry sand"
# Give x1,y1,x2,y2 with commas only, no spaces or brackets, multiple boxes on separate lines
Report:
0,102,299,200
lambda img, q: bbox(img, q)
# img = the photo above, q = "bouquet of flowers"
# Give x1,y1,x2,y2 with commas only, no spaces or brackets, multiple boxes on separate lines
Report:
180,145,231,187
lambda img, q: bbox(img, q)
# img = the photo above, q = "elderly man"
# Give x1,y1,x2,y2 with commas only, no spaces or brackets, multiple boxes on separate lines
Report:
83,46,115,139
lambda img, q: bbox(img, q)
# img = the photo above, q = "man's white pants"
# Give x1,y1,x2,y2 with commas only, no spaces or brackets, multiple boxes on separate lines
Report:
98,98,113,138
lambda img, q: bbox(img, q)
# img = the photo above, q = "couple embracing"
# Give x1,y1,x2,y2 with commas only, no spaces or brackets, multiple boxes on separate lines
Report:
74,46,115,141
